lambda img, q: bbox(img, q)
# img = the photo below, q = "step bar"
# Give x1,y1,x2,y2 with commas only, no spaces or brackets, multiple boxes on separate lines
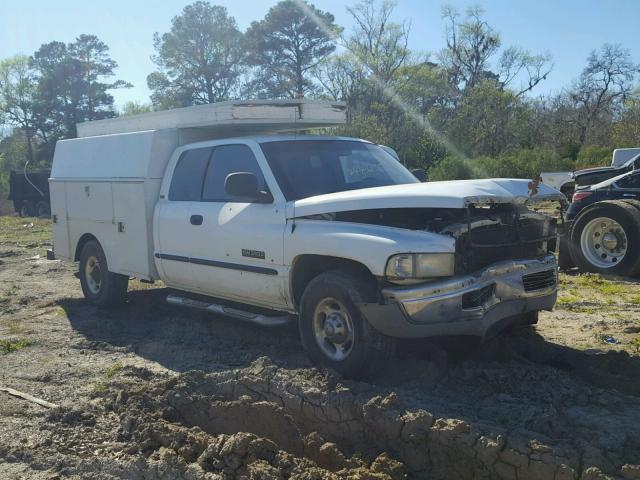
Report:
166,294,291,327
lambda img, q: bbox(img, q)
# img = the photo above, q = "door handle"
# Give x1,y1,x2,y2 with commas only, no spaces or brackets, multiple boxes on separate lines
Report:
190,214,203,225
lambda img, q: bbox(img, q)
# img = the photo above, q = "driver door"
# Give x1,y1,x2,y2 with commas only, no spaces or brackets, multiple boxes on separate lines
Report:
188,142,289,309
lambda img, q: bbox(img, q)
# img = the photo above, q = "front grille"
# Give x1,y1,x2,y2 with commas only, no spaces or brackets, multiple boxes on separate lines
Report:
454,206,556,274
522,269,556,292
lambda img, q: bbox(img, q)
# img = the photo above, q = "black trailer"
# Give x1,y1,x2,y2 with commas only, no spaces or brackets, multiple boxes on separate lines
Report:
7,169,51,217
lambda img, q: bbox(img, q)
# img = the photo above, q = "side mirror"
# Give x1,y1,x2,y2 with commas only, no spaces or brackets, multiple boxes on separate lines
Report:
411,168,428,182
224,172,272,202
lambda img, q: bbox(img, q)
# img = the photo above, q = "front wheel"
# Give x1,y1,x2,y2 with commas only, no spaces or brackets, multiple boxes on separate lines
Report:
79,240,129,307
569,200,640,276
299,270,395,378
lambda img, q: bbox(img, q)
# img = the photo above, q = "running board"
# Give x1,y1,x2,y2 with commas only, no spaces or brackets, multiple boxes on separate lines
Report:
166,294,291,327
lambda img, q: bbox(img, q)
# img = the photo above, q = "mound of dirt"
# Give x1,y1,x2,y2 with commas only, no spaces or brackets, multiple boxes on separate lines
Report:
98,357,639,480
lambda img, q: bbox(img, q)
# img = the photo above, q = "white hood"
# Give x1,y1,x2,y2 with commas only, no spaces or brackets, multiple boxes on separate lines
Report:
292,178,564,218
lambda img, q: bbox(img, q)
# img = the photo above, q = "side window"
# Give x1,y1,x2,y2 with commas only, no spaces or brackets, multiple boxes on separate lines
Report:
168,148,211,201
617,173,640,189
202,144,266,202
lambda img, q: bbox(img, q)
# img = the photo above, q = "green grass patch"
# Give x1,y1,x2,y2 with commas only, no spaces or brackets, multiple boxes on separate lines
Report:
557,293,581,305
104,362,124,379
92,382,108,394
0,216,51,246
0,338,31,354
598,283,629,296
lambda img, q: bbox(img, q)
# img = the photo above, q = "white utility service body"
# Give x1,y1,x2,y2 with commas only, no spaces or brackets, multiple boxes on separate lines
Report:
50,100,563,376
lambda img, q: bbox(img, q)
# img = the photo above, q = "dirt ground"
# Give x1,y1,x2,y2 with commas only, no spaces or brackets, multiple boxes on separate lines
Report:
1,217,639,480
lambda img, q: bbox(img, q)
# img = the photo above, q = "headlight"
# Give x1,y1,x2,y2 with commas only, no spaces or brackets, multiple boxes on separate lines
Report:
385,253,455,280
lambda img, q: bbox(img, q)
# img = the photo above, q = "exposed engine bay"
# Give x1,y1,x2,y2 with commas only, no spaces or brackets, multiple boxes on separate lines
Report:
302,204,557,274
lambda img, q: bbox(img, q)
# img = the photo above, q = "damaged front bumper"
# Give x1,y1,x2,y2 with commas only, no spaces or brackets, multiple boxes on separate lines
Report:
361,254,557,338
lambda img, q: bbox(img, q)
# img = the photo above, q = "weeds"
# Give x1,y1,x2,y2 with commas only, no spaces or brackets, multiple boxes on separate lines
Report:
0,338,31,354
104,362,124,379
92,382,108,394
0,216,51,247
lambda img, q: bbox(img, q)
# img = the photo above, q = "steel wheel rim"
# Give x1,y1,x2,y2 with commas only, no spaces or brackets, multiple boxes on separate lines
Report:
85,255,102,294
580,217,628,269
312,297,354,361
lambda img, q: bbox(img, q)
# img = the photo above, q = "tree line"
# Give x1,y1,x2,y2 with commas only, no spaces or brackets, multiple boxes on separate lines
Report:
1,0,639,194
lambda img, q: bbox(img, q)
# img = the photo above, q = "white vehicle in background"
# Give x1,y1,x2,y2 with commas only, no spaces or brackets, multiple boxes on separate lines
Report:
612,148,640,167
49,100,563,378
540,171,574,200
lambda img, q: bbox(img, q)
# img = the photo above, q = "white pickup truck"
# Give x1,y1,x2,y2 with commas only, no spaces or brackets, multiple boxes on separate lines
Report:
50,100,563,377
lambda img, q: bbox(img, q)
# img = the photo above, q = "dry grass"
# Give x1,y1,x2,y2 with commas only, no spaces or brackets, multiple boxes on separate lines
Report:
0,216,51,247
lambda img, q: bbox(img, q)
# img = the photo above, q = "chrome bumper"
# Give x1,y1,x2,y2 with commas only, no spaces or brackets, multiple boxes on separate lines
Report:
361,254,557,338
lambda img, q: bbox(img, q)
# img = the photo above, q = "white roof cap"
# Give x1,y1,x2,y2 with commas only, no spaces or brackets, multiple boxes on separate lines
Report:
77,99,347,138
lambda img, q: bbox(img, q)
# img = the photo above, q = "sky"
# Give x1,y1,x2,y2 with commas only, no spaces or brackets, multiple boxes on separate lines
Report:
1,0,639,109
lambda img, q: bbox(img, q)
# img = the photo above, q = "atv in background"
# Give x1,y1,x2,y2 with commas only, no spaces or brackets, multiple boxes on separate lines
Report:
8,169,51,217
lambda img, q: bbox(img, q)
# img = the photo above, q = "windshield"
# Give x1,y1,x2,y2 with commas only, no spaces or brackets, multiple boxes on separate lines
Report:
260,140,419,201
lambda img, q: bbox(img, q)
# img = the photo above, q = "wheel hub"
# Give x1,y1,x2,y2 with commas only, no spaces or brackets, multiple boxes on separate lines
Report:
85,255,102,294
601,232,619,251
580,217,628,269
312,297,355,361
323,313,348,343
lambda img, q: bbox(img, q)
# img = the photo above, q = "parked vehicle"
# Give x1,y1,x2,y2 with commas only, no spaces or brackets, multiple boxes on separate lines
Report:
573,153,640,189
8,169,51,217
611,148,640,167
540,148,640,202
562,169,640,275
540,171,574,200
49,100,563,377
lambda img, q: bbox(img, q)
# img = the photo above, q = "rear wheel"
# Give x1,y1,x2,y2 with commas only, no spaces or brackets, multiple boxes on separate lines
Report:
569,200,640,276
79,240,128,307
299,270,395,378
35,200,50,218
18,201,35,217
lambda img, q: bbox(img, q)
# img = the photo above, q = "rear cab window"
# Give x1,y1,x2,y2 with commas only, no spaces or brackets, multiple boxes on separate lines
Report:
168,148,211,201
168,144,267,202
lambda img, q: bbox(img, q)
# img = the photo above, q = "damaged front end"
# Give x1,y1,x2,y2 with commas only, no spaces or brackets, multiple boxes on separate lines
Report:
308,201,560,339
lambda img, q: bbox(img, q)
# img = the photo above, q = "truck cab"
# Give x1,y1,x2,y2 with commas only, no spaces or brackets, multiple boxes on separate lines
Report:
50,100,563,377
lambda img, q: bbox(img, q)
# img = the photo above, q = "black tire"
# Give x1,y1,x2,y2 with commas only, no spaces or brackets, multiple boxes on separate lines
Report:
569,200,640,276
35,200,50,218
299,270,395,378
19,201,35,217
620,198,640,213
521,311,539,325
557,233,574,271
504,311,539,335
79,240,128,307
